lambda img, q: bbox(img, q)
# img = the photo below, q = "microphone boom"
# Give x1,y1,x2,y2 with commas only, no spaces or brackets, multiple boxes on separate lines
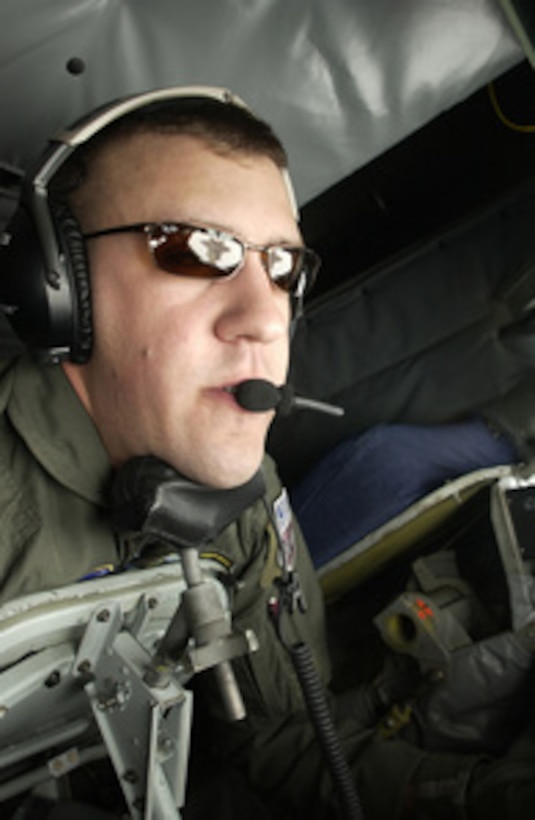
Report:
232,379,344,418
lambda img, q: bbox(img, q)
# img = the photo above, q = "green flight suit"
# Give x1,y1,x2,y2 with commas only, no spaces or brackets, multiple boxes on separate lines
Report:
0,353,517,820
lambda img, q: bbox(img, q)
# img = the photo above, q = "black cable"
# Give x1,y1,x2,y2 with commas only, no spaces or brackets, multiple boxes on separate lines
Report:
289,641,364,820
261,493,365,818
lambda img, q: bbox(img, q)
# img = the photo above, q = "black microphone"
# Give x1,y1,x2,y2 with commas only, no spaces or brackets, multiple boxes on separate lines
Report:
231,379,344,417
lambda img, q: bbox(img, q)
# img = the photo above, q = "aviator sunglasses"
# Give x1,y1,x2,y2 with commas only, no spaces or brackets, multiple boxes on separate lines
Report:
83,222,321,297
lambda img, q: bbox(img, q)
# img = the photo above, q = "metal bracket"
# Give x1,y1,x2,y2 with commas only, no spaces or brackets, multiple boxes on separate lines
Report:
74,599,192,820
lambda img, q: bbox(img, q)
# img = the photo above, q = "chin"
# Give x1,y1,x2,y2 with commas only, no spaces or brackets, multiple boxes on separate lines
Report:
160,436,266,490
194,451,264,490
203,465,262,490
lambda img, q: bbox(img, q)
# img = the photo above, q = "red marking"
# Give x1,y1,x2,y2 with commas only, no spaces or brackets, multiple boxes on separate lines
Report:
415,597,434,620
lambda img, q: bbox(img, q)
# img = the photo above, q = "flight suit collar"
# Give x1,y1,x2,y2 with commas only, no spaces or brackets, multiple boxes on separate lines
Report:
6,354,112,506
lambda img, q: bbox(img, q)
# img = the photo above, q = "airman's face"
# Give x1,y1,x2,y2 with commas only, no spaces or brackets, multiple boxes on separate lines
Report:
63,133,299,487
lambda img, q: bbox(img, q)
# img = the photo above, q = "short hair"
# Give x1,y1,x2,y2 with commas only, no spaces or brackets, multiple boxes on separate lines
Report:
50,96,288,203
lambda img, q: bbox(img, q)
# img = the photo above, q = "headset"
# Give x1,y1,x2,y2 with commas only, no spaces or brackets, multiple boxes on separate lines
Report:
0,86,298,364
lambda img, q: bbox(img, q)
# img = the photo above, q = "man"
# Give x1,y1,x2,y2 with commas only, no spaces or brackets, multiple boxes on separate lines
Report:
0,87,308,600
0,87,532,819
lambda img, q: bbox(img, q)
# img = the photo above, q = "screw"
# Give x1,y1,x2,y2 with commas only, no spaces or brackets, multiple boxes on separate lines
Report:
158,734,174,756
44,670,61,688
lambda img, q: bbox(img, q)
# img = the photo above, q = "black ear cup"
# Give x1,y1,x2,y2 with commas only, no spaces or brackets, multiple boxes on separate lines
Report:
51,202,93,363
0,201,92,363
0,204,67,357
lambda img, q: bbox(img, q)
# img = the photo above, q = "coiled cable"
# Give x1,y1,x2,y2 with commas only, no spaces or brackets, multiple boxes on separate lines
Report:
289,640,364,820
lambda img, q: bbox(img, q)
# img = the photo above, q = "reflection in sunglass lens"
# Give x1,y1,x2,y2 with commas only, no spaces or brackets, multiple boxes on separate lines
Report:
188,228,243,273
150,227,218,278
267,247,297,283
151,226,247,278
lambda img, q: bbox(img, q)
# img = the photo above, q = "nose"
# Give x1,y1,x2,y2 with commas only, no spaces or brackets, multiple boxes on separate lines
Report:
214,251,290,344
